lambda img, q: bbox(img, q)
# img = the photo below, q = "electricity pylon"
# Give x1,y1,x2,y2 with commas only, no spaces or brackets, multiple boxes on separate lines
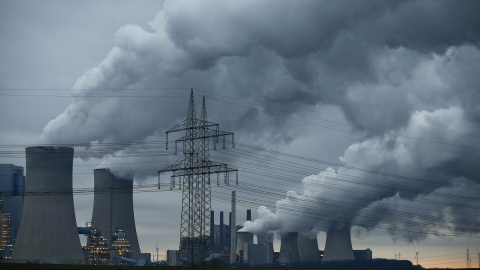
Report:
158,89,237,267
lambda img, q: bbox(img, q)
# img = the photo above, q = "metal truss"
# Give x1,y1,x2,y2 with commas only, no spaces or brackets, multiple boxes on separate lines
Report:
158,89,237,267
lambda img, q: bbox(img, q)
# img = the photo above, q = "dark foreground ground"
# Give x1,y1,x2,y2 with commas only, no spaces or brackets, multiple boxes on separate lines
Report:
0,265,473,270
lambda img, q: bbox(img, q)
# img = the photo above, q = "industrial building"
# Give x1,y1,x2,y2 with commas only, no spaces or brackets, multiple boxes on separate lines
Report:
0,200,12,258
11,146,84,263
78,224,109,264
235,231,254,262
91,168,140,259
243,243,267,265
0,164,25,246
354,248,373,261
322,225,355,261
210,210,249,262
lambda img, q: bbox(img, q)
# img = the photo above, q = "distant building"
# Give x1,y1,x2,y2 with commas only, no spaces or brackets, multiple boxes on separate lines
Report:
0,164,25,245
211,210,244,256
244,243,267,265
0,201,12,256
354,248,373,261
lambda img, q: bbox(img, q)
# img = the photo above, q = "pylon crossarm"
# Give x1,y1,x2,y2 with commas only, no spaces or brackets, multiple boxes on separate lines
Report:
167,119,219,134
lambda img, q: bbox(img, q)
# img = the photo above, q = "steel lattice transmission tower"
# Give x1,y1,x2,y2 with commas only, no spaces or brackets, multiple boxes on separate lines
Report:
158,89,237,267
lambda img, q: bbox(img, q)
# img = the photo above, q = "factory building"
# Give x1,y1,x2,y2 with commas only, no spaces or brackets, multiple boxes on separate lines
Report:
0,200,12,258
210,210,245,259
243,243,267,265
0,164,25,245
353,248,373,261
78,225,110,264
91,169,140,259
11,146,84,263
322,225,355,261
235,231,254,262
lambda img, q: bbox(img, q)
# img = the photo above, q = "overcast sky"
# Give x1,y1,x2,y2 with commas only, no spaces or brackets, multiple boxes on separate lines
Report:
1,1,480,267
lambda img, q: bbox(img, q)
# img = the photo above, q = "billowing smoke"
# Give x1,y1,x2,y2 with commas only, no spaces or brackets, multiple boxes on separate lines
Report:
242,105,480,239
38,1,480,240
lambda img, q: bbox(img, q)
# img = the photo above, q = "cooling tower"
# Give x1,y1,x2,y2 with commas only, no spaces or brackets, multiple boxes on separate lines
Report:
235,231,253,254
91,169,140,259
322,225,355,261
278,232,300,264
11,146,84,263
297,233,320,262
257,232,274,264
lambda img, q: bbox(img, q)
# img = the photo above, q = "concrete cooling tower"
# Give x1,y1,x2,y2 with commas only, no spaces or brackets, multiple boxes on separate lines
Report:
11,146,84,263
91,169,140,258
297,233,320,262
322,225,355,261
235,231,253,254
278,232,300,264
257,232,274,264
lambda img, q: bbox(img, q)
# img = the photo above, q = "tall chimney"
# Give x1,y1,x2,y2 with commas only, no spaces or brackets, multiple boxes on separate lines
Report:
229,191,236,264
246,209,251,221
220,211,224,254
210,210,215,254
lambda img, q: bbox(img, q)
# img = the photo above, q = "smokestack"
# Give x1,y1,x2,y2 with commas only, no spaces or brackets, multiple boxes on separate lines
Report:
297,233,319,262
12,146,84,263
228,211,232,254
322,225,355,261
220,211,224,254
229,191,236,264
278,232,300,264
210,210,214,253
246,209,251,221
257,232,274,264
91,169,140,259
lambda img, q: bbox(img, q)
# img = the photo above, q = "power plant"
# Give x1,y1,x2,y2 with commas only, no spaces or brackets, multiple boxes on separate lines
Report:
91,168,140,259
322,225,355,261
11,146,84,263
278,232,300,264
235,231,253,261
257,232,274,264
0,144,378,267
0,94,386,267
297,233,320,262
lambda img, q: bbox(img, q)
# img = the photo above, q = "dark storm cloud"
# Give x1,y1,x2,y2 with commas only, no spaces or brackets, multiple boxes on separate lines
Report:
40,0,480,241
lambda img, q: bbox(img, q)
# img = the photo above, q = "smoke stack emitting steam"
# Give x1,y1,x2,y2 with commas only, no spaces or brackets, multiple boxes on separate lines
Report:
92,168,140,259
322,225,355,261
